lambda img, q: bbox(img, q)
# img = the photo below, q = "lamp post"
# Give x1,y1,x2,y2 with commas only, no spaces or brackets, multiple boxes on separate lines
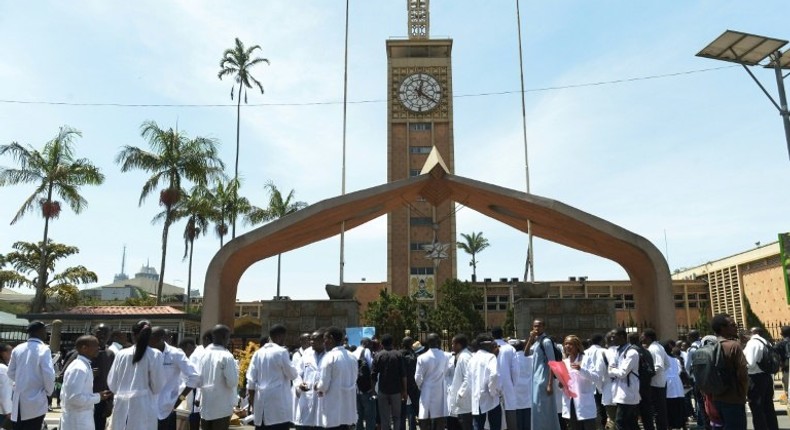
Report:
697,30,790,160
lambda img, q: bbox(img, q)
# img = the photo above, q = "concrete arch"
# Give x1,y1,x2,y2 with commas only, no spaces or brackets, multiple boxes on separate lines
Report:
201,167,674,338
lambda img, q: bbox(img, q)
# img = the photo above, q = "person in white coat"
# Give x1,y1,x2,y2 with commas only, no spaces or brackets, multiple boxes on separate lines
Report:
315,326,358,429
107,320,166,430
607,328,640,430
294,330,325,429
186,330,213,430
247,324,299,430
560,335,599,430
600,331,619,429
150,327,200,430
197,325,239,430
7,321,55,430
512,341,533,430
60,335,113,430
492,327,518,430
468,334,500,430
448,334,473,430
0,343,11,428
415,333,449,430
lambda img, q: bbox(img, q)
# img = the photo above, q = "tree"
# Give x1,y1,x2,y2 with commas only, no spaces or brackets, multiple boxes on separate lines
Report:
0,240,97,310
457,231,490,282
218,37,270,239
363,290,419,339
246,182,307,298
426,278,485,336
116,120,225,305
0,126,104,312
207,178,251,248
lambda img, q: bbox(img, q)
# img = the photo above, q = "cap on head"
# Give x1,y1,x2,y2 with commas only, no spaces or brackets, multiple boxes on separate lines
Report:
27,321,47,334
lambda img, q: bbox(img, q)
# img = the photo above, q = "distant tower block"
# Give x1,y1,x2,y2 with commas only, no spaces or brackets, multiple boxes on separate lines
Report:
408,0,429,39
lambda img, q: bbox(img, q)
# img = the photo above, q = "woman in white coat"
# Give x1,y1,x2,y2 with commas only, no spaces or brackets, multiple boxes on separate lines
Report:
560,335,598,430
415,333,449,430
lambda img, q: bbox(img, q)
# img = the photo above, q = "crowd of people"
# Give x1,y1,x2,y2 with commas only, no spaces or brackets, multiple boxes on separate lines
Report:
0,314,786,430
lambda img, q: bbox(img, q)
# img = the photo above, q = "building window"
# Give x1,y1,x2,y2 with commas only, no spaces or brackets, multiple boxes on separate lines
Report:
410,217,433,226
410,242,430,251
410,146,432,154
410,267,434,275
409,122,432,131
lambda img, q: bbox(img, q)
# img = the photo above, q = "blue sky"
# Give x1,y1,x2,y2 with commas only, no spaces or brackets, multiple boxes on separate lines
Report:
1,1,788,302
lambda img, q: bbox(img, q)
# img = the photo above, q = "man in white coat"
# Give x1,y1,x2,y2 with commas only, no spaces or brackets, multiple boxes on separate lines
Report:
294,330,325,430
468,334,500,430
415,333,449,430
316,326,358,430
607,328,640,430
198,325,239,430
583,334,608,429
150,327,200,430
60,335,113,430
448,334,473,430
7,321,55,430
247,324,299,430
492,327,518,430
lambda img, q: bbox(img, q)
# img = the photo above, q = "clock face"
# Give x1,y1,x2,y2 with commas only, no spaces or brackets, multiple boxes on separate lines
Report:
398,73,442,113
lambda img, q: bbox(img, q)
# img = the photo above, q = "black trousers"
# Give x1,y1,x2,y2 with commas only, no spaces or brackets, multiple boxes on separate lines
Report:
13,414,45,430
747,372,779,430
158,411,177,430
637,387,654,430
257,422,291,430
615,404,638,430
649,386,668,430
94,399,111,430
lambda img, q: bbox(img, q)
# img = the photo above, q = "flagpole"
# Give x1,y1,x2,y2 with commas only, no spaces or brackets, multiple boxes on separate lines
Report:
516,0,534,282
339,0,350,287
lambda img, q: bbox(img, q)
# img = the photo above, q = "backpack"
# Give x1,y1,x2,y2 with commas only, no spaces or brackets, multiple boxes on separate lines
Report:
755,338,782,374
538,337,563,362
356,347,373,393
691,338,730,395
627,345,656,387
774,339,790,371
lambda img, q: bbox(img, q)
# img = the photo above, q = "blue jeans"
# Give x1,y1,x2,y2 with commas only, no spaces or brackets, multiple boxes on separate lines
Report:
473,404,501,430
357,391,377,430
713,401,746,430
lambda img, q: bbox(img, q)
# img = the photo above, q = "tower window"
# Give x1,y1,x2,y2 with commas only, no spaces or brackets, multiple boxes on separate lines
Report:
409,146,432,154
410,217,433,226
410,242,431,251
409,123,432,132
410,267,434,275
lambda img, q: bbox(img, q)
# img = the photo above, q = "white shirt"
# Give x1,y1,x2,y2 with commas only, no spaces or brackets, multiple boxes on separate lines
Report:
7,337,55,421
246,342,298,426
316,345,358,427
513,352,533,410
0,363,11,415
185,344,205,413
108,342,123,355
647,341,669,388
197,344,239,421
495,339,518,410
665,357,684,399
353,346,373,368
294,347,325,427
415,347,449,419
107,346,165,430
607,344,640,405
744,333,770,375
561,355,597,420
60,355,101,430
468,349,500,415
448,348,472,416
157,343,199,420
583,344,608,392
601,346,618,406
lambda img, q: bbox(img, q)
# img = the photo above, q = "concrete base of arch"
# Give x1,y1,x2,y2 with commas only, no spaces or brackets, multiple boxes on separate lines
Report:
201,166,674,339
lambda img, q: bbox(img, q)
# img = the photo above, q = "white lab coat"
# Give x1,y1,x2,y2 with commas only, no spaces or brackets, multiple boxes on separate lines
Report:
60,355,101,430
647,341,669,388
607,345,640,405
513,353,533,410
560,356,598,420
601,346,618,406
197,344,239,421
316,345,358,427
246,342,298,426
583,344,608,392
107,346,165,430
7,337,55,422
468,349,500,415
415,348,449,419
0,363,11,415
495,339,518,410
665,357,685,399
294,348,324,427
185,344,205,414
157,343,199,420
448,348,472,416
444,351,455,414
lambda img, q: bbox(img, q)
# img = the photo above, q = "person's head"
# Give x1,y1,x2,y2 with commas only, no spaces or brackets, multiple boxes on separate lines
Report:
451,334,468,353
532,319,546,336
687,329,700,342
311,329,326,353
201,330,213,348
642,328,657,344
149,326,167,351
680,341,689,351
563,335,583,359
711,314,737,338
27,321,47,340
512,340,525,352
0,343,11,365
178,338,196,357
94,323,111,346
359,337,371,348
131,320,152,364
110,330,129,347
299,332,311,349
491,327,504,340
475,334,497,354
426,333,441,349
269,324,287,346
663,340,674,355
324,326,344,350
750,327,768,340
605,330,617,347
628,332,642,347
381,334,394,350
590,333,604,347
612,328,627,346
76,335,101,360
211,325,231,347
402,336,414,350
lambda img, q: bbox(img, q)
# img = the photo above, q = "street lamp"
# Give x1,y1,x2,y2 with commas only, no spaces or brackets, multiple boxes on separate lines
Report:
697,30,790,160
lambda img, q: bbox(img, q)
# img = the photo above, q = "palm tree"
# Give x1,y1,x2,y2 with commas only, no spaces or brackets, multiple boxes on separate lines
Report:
246,182,307,298
0,126,104,312
207,178,251,248
0,240,98,310
218,37,270,240
116,120,224,305
457,231,490,282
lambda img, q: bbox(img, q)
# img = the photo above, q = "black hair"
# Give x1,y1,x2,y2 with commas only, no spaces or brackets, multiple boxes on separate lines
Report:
475,333,495,352
381,334,394,347
590,333,604,346
201,330,213,347
426,333,441,348
491,327,504,339
269,324,287,338
782,325,790,338
687,329,700,341
642,328,657,342
76,335,97,350
325,326,344,345
402,336,414,349
711,314,731,335
0,343,11,364
132,320,152,364
627,332,640,345
613,327,627,339
452,333,468,349
178,338,196,350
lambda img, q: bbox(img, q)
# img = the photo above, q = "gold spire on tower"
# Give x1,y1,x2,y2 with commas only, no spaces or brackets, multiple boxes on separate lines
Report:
408,0,429,39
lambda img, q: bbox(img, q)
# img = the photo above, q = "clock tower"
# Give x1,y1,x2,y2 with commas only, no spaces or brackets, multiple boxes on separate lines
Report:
387,0,457,301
